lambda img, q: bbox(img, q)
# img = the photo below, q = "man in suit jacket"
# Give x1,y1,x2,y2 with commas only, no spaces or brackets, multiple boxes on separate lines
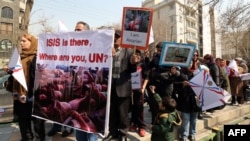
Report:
103,30,140,141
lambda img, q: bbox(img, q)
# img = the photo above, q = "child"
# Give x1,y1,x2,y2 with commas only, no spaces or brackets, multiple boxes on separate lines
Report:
148,85,182,141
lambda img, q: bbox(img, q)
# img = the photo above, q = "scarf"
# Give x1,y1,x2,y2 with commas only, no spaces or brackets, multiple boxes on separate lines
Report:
13,35,38,96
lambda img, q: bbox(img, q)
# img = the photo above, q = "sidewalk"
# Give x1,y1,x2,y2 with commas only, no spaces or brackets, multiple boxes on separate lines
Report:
1,102,250,141
0,104,152,141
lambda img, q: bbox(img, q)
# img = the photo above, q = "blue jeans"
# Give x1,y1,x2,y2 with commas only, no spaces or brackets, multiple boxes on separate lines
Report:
180,112,198,139
75,130,98,141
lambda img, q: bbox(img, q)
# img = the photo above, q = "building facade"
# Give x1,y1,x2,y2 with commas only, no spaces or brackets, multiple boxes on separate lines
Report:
0,0,26,63
142,0,222,57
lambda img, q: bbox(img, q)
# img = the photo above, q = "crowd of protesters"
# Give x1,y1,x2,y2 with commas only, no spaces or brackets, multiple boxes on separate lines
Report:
4,25,250,141
121,41,250,141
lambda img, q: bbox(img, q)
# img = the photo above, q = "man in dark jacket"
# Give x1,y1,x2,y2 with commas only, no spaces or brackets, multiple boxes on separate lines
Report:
103,30,141,141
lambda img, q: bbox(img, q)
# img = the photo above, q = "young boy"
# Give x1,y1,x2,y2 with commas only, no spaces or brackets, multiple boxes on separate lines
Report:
148,85,182,141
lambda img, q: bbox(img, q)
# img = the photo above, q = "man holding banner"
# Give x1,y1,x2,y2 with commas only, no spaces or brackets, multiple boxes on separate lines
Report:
103,30,141,141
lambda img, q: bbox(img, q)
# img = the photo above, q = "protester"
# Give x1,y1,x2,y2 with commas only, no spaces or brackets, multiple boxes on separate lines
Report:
47,20,98,141
203,54,220,86
146,42,170,124
216,58,231,93
73,21,98,141
203,54,221,112
229,58,248,106
176,58,201,141
103,29,141,141
129,49,149,137
148,85,182,141
4,34,45,141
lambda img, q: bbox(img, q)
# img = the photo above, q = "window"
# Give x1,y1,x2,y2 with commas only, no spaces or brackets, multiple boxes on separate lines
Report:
0,22,13,34
0,39,12,50
179,16,182,23
1,7,13,19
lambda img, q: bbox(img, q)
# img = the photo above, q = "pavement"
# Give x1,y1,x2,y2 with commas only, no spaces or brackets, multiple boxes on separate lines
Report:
1,102,250,141
0,104,153,141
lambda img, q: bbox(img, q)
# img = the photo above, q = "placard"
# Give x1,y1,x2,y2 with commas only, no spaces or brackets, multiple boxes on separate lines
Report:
121,7,153,50
159,42,196,67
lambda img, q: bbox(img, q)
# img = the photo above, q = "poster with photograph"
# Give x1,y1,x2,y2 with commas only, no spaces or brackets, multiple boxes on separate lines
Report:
121,7,153,50
33,30,113,137
159,42,196,67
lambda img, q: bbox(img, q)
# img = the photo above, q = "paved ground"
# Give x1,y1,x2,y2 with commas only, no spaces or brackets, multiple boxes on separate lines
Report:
1,102,250,141
0,104,152,141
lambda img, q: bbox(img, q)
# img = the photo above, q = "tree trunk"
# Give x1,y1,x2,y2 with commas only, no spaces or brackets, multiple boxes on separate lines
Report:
209,7,216,57
20,0,34,34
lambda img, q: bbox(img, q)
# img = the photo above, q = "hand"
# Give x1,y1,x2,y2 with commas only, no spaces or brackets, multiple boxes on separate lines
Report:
141,87,145,94
183,81,189,86
112,48,116,57
149,85,156,93
144,50,150,58
3,66,11,74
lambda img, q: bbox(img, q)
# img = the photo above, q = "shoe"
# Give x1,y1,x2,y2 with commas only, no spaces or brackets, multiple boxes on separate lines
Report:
103,133,119,141
61,128,73,137
138,128,145,137
206,109,214,113
129,125,137,132
198,113,203,119
188,135,196,141
118,135,127,141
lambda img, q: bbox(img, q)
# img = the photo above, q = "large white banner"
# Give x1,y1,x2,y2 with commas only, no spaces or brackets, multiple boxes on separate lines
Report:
33,30,113,137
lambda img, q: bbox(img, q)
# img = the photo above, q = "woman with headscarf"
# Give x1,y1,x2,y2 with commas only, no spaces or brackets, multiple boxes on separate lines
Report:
4,33,45,141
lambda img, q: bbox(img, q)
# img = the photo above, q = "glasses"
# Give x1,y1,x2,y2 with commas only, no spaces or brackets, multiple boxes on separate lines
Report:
193,54,198,57
75,29,82,31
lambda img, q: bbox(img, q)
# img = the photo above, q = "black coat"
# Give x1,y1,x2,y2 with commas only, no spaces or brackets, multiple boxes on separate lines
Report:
175,69,201,113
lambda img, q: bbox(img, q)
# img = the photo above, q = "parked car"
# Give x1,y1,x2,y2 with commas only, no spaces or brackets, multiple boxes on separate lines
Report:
0,69,14,123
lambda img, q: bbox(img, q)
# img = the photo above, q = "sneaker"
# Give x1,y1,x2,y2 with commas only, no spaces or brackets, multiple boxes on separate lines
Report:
138,128,145,137
129,125,137,132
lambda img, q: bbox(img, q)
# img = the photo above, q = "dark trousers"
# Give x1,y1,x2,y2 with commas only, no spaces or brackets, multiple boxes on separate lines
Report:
109,85,131,136
146,86,159,124
130,90,145,128
14,100,45,140
231,95,244,104
33,118,45,140
15,101,34,140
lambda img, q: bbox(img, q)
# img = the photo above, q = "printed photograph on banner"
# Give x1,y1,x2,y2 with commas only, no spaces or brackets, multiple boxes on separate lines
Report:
121,7,153,50
33,30,113,136
159,42,196,67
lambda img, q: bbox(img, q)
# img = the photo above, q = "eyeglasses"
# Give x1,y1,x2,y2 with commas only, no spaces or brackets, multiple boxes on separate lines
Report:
193,54,198,57
75,29,82,31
